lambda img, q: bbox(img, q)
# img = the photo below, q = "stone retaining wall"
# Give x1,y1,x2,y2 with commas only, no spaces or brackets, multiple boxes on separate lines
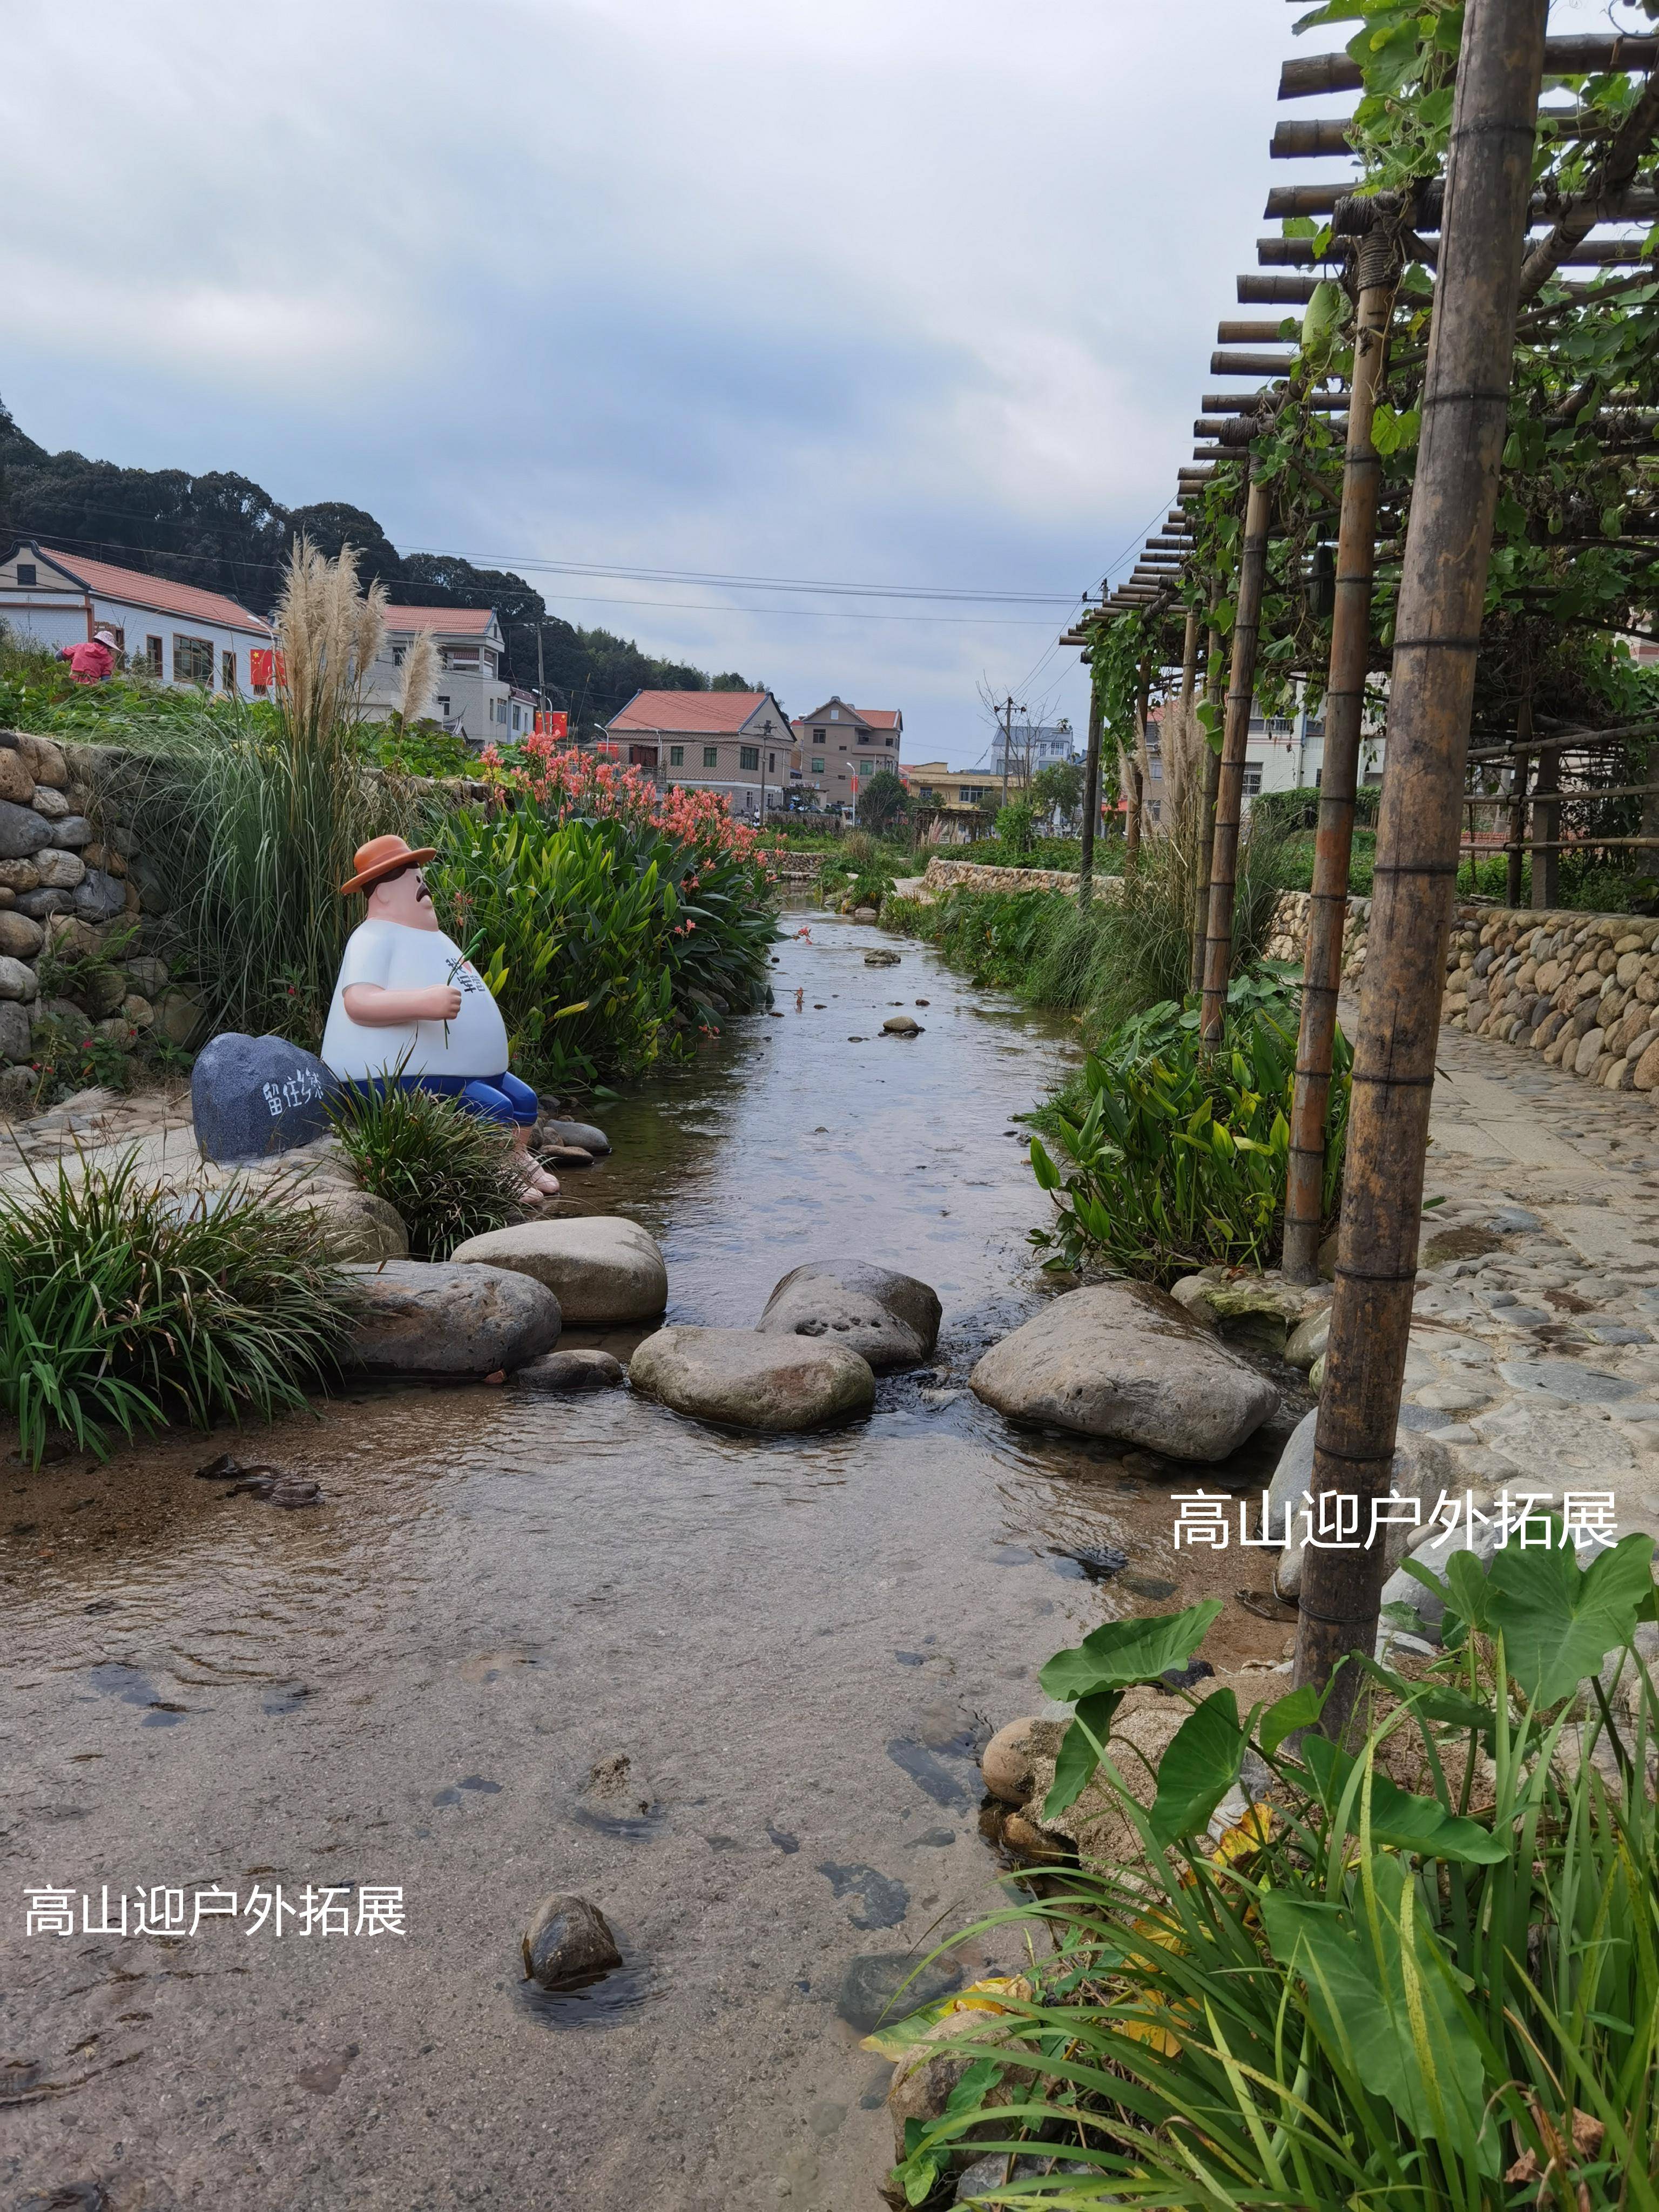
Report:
1262,888,1372,982
1442,905,1659,1091
767,849,826,883
0,731,201,1107
916,855,1111,897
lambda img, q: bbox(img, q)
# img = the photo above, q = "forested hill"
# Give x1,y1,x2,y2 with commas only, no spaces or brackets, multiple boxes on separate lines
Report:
0,404,748,731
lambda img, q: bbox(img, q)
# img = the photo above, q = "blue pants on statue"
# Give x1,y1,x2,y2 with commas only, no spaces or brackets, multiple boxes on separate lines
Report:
355,1071,539,1129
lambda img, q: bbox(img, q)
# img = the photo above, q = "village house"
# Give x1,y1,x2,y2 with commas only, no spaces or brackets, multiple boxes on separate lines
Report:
906,760,999,841
605,689,795,817
363,605,532,743
787,697,903,812
0,539,271,692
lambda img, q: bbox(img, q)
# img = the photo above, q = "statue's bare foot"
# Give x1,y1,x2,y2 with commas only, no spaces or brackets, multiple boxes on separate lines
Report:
528,1165,561,1197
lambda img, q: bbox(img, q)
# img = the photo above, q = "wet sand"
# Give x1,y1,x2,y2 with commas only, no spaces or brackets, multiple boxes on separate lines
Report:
3,913,1296,2211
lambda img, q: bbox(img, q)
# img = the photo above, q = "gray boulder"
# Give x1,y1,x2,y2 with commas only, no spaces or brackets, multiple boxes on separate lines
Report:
1267,1407,1455,1599
341,1260,561,1377
48,814,95,848
450,1215,665,1324
630,1324,874,1431
521,1893,622,1990
192,1033,341,1162
0,1000,30,1063
542,1116,611,1156
73,868,126,922
0,800,52,861
296,1187,408,1264
756,1259,941,1371
0,910,44,959
512,1347,626,1392
33,848,86,891
0,955,36,1001
968,1282,1278,1461
15,888,73,920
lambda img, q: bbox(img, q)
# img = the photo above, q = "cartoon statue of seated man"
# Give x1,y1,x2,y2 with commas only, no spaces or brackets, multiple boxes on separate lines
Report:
321,835,560,1202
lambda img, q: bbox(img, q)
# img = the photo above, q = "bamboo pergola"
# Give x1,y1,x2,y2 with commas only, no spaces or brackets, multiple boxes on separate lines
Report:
1058,0,1659,1723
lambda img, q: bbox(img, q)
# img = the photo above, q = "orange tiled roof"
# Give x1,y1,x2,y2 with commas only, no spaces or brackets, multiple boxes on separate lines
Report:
29,544,269,633
609,689,773,734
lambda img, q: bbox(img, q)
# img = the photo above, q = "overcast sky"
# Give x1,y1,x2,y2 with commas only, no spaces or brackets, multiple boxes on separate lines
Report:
9,1,1382,756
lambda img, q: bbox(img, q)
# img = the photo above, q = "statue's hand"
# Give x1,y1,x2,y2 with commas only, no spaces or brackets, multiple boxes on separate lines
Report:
419,986,464,1021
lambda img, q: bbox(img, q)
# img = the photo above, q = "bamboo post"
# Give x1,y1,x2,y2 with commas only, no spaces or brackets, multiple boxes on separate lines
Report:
1282,223,1399,1283
1532,734,1560,906
1507,703,1531,906
1134,658,1153,840
1123,745,1143,866
1080,670,1103,906
1189,611,1225,996
1293,0,1547,1734
1200,469,1273,1041
1172,607,1201,816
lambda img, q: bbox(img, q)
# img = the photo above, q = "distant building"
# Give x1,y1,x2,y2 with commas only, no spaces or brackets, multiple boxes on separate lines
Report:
365,606,527,743
989,719,1076,779
906,761,1000,841
787,697,903,811
606,689,795,816
0,539,270,692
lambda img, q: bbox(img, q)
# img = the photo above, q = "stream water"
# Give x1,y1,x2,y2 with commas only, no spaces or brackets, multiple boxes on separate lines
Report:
3,911,1297,2212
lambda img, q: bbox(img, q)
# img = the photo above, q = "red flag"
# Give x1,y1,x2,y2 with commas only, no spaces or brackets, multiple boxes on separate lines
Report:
534,709,569,739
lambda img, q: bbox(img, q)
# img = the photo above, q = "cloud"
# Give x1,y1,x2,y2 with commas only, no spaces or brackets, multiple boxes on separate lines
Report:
3,0,1313,751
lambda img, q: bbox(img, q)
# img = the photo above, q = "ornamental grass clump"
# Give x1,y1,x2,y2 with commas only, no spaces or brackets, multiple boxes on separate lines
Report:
326,1080,527,1259
125,539,424,1043
0,1150,357,1468
881,1528,1659,2210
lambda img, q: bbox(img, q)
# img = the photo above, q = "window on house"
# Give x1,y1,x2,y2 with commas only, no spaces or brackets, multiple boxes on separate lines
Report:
221,649,237,693
703,745,719,769
437,695,451,718
392,644,407,666
173,633,214,685
16,563,36,586
839,742,848,751
1242,766,1263,797
739,745,760,772
669,745,684,767
146,635,163,674
1314,767,1323,787
810,757,825,774
813,727,826,741
829,709,840,721
768,751,776,772
445,649,479,671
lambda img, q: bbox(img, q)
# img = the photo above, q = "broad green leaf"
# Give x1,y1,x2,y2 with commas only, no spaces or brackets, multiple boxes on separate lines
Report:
1149,1689,1244,1844
1043,1688,1123,1821
1298,1736,1507,1863
1038,1599,1223,1704
1259,1682,1324,1757
1477,1529,1656,1705
1261,1856,1492,2162
1029,1137,1061,1192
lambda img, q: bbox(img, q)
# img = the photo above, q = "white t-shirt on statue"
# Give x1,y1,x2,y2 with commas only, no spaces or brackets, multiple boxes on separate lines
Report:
321,919,510,1080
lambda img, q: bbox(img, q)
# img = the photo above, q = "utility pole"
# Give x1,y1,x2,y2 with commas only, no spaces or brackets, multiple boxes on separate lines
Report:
999,696,1014,807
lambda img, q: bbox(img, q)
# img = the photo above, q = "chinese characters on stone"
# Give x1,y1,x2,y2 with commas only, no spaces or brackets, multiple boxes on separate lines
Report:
23,1884,406,1938
1171,1487,1620,1552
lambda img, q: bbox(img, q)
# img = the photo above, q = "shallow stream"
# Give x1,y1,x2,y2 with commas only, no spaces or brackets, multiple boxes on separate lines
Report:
3,911,1296,2211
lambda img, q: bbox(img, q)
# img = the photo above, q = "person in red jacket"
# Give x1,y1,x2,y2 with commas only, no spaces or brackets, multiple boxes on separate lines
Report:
57,629,119,683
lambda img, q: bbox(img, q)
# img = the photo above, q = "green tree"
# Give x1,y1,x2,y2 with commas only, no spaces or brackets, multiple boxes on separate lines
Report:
1030,759,1084,828
857,767,910,832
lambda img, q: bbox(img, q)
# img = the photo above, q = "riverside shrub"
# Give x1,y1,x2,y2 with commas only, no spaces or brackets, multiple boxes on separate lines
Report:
1028,987,1351,1282
435,734,779,1084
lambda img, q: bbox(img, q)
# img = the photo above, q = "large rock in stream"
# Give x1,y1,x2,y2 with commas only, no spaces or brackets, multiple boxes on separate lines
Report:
1266,1405,1454,1599
450,1216,666,1325
755,1260,941,1371
342,1260,561,1377
192,1033,340,1162
968,1281,1277,1460
630,1325,874,1431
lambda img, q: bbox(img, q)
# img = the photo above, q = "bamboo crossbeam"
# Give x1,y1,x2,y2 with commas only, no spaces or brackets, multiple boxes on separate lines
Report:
1258,238,1347,266
1280,37,1656,102
1465,719,1659,760
1211,348,1298,374
1275,107,1609,157
1238,273,1320,304
1216,318,1297,341
1265,182,1659,224
1202,393,1347,412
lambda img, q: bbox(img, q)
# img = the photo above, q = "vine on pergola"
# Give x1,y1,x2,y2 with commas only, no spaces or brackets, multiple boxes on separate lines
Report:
1149,0,1659,744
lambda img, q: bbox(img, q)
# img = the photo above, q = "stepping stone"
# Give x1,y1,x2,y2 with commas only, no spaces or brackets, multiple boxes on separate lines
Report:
342,1260,560,1377
630,1325,874,1432
756,1260,941,1371
451,1216,666,1324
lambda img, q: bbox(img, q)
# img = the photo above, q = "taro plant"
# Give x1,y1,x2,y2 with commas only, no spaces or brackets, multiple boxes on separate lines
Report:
325,1078,528,1259
0,1149,358,1466
884,1527,1659,2210
1027,984,1350,1283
